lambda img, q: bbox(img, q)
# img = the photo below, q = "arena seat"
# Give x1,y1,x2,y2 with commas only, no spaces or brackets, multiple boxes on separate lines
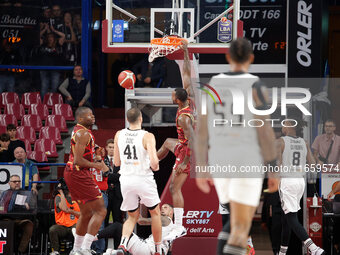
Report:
21,92,42,109
4,103,25,121
39,127,62,145
27,151,48,162
52,104,75,121
0,126,6,134
21,115,43,132
0,92,20,108
34,139,58,158
29,104,49,121
43,93,63,109
16,126,36,144
45,115,68,133
24,139,32,152
0,114,18,127
27,151,50,171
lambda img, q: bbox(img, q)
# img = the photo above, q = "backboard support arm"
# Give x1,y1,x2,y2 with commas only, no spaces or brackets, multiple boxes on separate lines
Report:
111,2,164,36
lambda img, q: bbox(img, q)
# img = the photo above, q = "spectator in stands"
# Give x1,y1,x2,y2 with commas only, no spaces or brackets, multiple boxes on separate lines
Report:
59,65,92,110
40,6,52,44
7,174,34,254
312,119,340,166
7,124,25,162
49,178,80,255
0,133,11,162
13,147,39,194
132,55,165,88
50,4,64,32
62,12,76,65
38,31,65,98
104,139,123,228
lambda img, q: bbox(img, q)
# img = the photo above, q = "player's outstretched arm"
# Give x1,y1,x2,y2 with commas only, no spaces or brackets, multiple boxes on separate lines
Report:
113,131,121,167
181,40,194,99
138,216,171,227
144,132,159,171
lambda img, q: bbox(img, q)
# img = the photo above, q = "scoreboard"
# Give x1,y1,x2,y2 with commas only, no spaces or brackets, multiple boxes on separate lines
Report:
199,0,287,64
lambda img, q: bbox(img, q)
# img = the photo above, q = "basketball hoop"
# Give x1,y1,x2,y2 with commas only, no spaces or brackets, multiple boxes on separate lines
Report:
149,36,186,62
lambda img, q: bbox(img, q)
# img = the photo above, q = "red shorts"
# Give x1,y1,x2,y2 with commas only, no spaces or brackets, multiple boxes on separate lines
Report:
173,143,190,174
64,164,102,204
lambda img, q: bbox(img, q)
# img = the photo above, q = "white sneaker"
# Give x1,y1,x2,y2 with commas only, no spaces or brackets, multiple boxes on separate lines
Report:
171,225,187,238
72,227,76,237
69,250,82,255
78,249,96,255
310,247,325,255
50,251,60,255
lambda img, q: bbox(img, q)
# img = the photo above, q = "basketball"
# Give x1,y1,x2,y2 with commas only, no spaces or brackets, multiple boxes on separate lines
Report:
118,70,136,89
221,16,227,22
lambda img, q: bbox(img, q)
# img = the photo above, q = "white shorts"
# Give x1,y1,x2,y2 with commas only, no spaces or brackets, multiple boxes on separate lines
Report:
279,177,305,214
120,175,161,211
213,178,263,207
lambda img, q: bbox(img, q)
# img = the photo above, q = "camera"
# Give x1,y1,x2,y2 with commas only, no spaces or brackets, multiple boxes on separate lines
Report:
53,178,69,197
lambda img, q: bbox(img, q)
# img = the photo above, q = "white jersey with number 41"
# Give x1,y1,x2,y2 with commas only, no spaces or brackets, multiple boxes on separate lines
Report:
118,128,153,176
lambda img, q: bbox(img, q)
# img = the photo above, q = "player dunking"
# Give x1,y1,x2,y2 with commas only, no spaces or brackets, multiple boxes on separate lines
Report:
157,40,194,236
114,107,162,255
277,119,325,255
195,38,278,255
64,107,109,255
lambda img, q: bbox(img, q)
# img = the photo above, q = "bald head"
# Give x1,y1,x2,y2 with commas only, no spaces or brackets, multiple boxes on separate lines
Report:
127,108,141,124
75,107,91,120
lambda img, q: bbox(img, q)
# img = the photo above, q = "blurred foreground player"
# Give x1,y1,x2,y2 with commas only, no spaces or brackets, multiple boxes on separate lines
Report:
114,107,162,255
277,119,324,255
64,107,109,255
195,38,278,255
157,40,194,236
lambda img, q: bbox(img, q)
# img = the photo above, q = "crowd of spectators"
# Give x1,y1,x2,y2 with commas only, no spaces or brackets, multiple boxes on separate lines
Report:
0,136,124,255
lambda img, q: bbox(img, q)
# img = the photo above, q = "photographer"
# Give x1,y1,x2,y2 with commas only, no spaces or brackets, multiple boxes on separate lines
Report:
49,178,80,255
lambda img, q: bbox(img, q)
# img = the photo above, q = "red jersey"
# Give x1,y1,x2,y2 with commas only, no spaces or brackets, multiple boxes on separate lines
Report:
91,169,108,191
67,124,95,171
176,101,195,145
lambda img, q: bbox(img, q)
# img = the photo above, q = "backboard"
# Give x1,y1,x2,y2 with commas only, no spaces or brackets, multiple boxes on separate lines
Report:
102,0,243,55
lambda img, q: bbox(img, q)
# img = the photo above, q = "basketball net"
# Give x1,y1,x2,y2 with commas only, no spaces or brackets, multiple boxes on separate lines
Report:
149,36,186,62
